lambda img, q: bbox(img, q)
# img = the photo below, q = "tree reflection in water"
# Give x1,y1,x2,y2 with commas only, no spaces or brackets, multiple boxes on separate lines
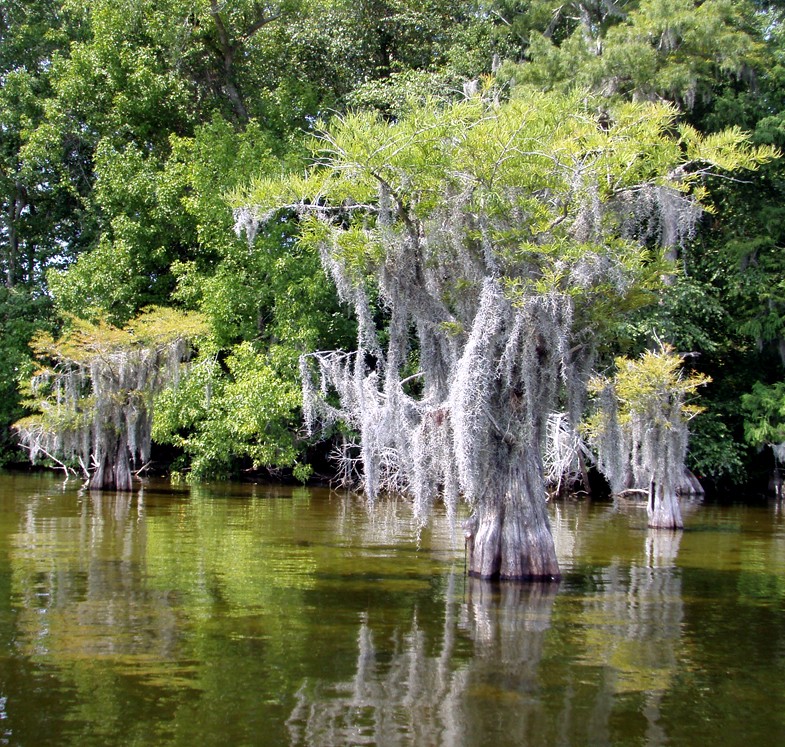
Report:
13,487,184,663
572,528,684,746
287,577,559,746
287,511,687,747
2,478,729,746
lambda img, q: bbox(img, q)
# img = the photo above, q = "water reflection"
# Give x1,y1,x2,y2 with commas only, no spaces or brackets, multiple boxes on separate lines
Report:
285,498,691,746
287,576,559,747
3,476,785,746
12,488,186,672
570,531,683,746
8,485,676,746
286,544,687,747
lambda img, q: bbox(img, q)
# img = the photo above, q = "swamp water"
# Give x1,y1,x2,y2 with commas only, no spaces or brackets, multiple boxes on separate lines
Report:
1,472,785,746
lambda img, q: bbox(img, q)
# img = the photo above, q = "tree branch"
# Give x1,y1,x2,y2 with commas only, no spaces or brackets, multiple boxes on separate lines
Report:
18,440,76,479
241,11,282,42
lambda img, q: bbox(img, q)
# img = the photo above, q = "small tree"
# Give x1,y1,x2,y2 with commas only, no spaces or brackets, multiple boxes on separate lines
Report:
586,345,710,528
15,307,206,490
741,381,785,498
237,86,770,579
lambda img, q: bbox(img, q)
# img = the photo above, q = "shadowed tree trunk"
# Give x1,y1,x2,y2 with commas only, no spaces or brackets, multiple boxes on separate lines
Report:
206,0,283,124
91,432,133,491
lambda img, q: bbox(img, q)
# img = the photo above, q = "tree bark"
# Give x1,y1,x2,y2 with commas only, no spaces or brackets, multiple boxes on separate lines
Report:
465,458,561,581
647,480,683,529
89,434,134,491
207,1,282,125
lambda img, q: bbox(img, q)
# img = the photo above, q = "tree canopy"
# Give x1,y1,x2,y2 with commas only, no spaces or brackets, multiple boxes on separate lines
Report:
2,0,785,507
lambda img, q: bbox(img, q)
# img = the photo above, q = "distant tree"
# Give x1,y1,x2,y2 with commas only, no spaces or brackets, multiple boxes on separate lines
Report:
14,307,206,490
236,86,769,579
741,381,785,496
586,345,710,528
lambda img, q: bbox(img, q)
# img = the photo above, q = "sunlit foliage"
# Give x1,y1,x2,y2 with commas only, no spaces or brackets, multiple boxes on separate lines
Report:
586,344,711,527
237,85,769,576
15,307,206,489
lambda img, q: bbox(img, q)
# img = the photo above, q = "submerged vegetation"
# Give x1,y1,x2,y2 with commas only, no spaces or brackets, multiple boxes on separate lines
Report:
2,0,785,540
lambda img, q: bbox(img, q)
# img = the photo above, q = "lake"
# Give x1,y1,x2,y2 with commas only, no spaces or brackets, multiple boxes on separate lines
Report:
1,472,784,746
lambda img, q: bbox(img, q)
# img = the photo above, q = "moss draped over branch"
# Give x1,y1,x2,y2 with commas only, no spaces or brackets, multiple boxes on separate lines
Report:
15,306,207,489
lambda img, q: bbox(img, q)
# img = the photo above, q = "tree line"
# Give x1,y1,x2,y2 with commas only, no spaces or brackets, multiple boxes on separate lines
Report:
3,0,785,518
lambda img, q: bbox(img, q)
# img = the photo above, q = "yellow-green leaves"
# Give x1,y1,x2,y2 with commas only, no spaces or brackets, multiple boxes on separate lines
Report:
233,87,775,384
30,306,207,366
585,342,713,512
678,123,779,177
238,88,773,269
589,344,711,426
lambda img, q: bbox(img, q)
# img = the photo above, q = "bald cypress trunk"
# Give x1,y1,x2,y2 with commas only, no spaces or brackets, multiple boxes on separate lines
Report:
89,433,133,491
647,481,683,529
467,499,561,581
466,455,560,581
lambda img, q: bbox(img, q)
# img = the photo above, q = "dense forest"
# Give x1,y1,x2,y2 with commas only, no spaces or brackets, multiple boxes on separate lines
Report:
3,0,785,504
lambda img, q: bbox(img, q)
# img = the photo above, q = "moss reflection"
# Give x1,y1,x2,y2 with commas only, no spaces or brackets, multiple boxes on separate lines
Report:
3,476,785,746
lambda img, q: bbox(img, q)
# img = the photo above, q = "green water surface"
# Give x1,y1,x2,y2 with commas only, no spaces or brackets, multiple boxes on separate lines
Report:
1,472,784,746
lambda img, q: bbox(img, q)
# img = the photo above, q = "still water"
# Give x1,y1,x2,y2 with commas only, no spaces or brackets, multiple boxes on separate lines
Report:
1,472,785,746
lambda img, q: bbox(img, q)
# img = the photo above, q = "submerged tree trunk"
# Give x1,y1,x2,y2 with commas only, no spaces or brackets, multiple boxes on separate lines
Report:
647,480,683,529
90,434,133,491
465,456,561,581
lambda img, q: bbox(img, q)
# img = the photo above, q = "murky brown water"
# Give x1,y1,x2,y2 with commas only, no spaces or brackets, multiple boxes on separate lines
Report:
1,472,784,746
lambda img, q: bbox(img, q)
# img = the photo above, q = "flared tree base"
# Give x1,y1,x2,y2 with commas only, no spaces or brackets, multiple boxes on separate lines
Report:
465,498,561,582
647,482,683,529
89,437,134,491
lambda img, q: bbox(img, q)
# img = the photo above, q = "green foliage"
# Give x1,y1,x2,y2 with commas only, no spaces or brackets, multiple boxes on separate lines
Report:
237,83,768,528
239,87,771,294
0,1,90,288
2,0,784,490
153,344,310,481
589,345,710,427
0,288,52,462
504,0,764,109
487,0,785,491
742,381,785,452
687,410,746,482
619,272,731,355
